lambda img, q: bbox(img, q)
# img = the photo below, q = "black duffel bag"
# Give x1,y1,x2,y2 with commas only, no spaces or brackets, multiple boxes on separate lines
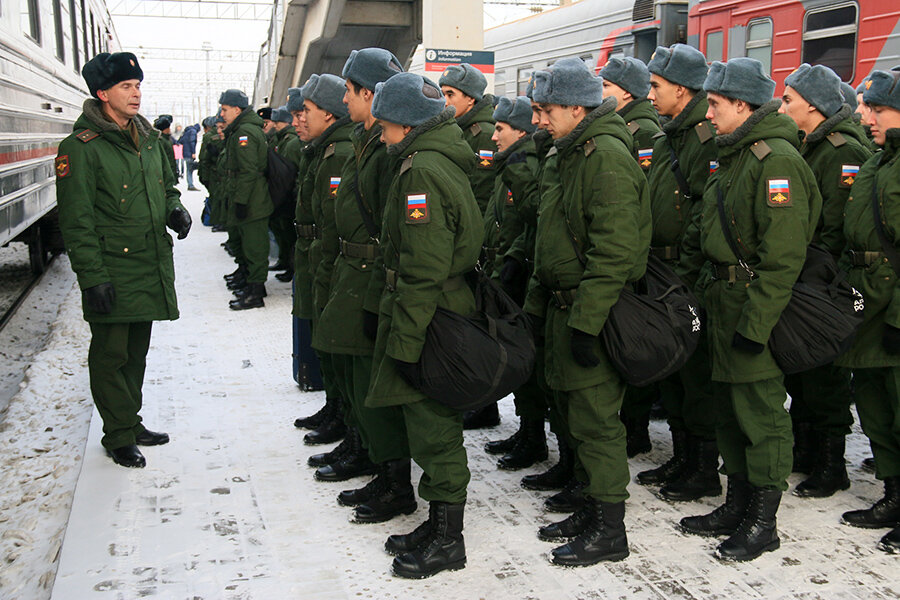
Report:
769,244,865,374
600,255,703,387
396,270,536,412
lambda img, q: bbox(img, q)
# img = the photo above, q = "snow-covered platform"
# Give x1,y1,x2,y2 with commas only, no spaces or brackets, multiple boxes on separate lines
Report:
2,189,896,600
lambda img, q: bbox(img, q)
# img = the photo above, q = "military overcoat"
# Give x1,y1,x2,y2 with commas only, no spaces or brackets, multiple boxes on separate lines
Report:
220,108,272,225
456,95,497,214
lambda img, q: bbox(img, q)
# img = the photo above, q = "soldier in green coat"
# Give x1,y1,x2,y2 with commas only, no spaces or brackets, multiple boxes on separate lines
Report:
198,116,225,228
599,56,661,171
218,89,273,309
524,58,651,567
778,64,873,497
257,106,277,150
368,73,482,579
678,58,822,562
153,114,180,182
56,52,191,468
835,69,900,554
268,106,300,280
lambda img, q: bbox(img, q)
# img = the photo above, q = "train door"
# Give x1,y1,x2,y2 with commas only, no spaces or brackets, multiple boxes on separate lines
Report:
692,6,729,62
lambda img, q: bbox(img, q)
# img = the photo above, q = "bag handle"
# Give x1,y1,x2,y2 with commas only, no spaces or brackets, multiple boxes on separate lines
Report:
870,155,900,278
667,139,692,201
352,165,380,242
716,185,756,277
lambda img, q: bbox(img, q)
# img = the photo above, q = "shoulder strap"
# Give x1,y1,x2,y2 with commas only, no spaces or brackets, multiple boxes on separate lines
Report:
871,156,900,277
667,138,692,200
695,121,714,144
76,129,99,143
750,140,772,161
627,121,640,135
716,185,755,276
352,165,379,241
828,131,847,148
469,123,483,137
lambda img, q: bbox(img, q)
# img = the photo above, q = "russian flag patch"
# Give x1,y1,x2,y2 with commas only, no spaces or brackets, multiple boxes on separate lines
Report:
238,135,248,147
330,176,341,196
709,160,719,174
406,193,429,223
840,164,859,187
478,149,493,167
638,148,652,169
767,178,791,206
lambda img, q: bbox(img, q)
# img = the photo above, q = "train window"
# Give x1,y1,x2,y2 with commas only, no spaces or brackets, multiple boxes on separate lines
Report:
69,0,80,71
53,0,65,62
90,12,96,56
81,0,88,64
802,3,858,81
745,19,773,75
705,30,723,62
23,0,41,43
517,67,533,96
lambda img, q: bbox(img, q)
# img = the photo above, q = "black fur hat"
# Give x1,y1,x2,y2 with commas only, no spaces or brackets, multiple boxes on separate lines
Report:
256,107,273,120
82,52,144,98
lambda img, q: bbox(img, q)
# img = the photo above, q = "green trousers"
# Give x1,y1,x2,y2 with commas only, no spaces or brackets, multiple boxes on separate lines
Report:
717,375,793,491
88,321,153,450
237,217,270,284
227,226,244,266
556,378,630,503
852,367,900,479
668,337,720,440
334,354,409,463
786,363,853,437
269,212,296,268
513,366,550,422
402,398,469,504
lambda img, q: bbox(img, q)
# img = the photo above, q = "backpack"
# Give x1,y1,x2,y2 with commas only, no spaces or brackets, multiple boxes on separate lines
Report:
266,146,298,210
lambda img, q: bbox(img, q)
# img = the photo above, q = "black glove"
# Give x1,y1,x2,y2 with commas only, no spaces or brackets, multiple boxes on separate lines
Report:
570,328,601,367
884,325,900,355
235,203,248,220
732,332,765,354
167,206,192,239
500,257,523,285
84,282,116,314
363,310,379,341
527,313,545,345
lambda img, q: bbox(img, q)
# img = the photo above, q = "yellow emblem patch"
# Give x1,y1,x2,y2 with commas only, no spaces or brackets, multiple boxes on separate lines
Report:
55,155,70,178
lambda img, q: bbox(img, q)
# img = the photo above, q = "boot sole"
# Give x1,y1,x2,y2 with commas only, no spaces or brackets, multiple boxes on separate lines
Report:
714,538,780,562
678,522,736,538
498,457,548,471
878,541,900,554
792,481,850,498
352,503,417,524
537,530,581,543
391,558,466,579
521,481,567,492
303,433,347,446
657,486,723,502
314,467,378,482
840,517,900,529
550,549,629,567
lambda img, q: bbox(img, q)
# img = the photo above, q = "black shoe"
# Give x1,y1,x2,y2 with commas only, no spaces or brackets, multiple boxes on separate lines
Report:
484,426,522,455
715,487,781,562
308,429,354,468
498,418,547,471
304,397,347,446
794,435,850,498
107,444,146,468
636,429,689,486
353,459,417,523
550,499,629,566
879,526,900,554
224,266,246,281
314,430,376,482
538,502,594,541
294,401,329,430
658,436,721,502
229,283,266,310
841,477,900,529
135,429,170,446
792,421,815,475
232,284,267,299
268,261,288,271
274,270,293,282
545,479,585,513
211,224,226,232
385,504,435,556
862,457,876,472
680,474,751,537
392,502,466,579
462,402,500,430
623,413,651,458
338,474,383,507
521,437,574,491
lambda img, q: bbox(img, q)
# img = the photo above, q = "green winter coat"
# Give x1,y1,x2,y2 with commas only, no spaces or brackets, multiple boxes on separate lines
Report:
366,109,482,407
507,129,551,266
680,101,822,383
292,142,317,318
56,99,184,323
265,127,278,150
160,131,179,181
524,98,651,391
798,104,872,258
457,95,497,214
315,123,396,355
273,125,302,214
197,129,222,192
836,129,900,368
618,98,660,172
220,108,272,225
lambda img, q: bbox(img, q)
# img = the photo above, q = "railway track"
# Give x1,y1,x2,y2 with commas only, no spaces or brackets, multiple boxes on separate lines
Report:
0,253,52,332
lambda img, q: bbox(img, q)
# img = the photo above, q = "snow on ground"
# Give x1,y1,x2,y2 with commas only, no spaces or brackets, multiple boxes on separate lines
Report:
0,186,897,600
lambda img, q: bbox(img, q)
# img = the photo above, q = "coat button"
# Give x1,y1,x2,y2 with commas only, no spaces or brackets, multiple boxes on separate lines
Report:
159,179,163,184
123,247,129,253
123,184,128,189
121,199,126,203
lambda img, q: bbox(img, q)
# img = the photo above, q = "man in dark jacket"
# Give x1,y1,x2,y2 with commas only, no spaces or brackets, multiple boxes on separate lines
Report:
180,123,200,191
153,114,179,182
55,52,191,468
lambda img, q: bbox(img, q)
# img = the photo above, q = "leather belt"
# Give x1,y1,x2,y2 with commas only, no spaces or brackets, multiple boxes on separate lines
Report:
712,264,756,283
650,246,679,260
384,268,467,293
294,222,319,239
849,249,886,267
340,239,378,260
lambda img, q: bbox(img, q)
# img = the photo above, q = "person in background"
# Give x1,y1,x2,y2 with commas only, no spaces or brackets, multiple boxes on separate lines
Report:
180,122,201,191
153,114,179,182
599,56,661,171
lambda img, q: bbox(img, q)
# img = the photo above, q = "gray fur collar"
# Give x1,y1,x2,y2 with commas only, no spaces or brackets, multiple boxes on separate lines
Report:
457,94,495,129
554,96,617,153
714,99,782,147
387,108,456,156
662,90,706,135
804,104,853,144
494,134,529,163
82,98,156,137
311,115,352,150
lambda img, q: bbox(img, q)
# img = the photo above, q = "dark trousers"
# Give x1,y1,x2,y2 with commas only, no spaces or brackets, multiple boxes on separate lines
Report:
403,399,469,504
786,363,854,437
238,217,270,283
853,367,900,479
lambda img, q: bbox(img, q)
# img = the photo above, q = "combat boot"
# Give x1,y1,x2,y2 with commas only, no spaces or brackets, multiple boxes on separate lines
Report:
841,476,900,528
550,499,629,566
303,397,347,445
274,269,293,282
353,459,417,523
658,436,722,501
879,526,900,554
636,429,689,486
538,501,594,541
792,421,815,474
680,474,751,536
715,487,781,561
521,436,574,491
484,422,523,455
623,413,651,458
793,435,850,498
392,502,466,578
229,283,265,310
338,473,383,507
307,428,353,468
498,418,548,470
224,265,247,281
294,401,329,429
462,402,500,430
314,429,377,482
544,478,585,513
226,270,247,290
385,503,435,556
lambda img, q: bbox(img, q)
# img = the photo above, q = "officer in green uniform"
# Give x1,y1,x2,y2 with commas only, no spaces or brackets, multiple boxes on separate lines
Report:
634,44,722,503
677,58,821,562
835,69,900,554
154,114,180,182
778,64,872,497
199,116,225,229
524,58,651,567
367,72,482,579
599,56,661,170
55,52,191,468
439,63,501,429
218,89,272,310
268,106,299,280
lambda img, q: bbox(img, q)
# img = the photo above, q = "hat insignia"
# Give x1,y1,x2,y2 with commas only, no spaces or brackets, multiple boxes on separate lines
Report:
866,79,873,90
130,59,135,66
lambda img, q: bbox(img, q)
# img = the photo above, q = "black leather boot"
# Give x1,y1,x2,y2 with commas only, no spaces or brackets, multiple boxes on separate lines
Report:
274,269,293,282
353,459,417,523
680,474,751,537
392,502,466,578
636,429,689,486
658,436,722,501
793,435,850,498
544,478,586,513
229,283,265,310
521,436,574,491
792,421,815,474
841,476,900,528
224,265,247,281
462,402,500,430
484,422,522,455
294,401,329,429
107,444,146,468
879,525,900,554
338,474,382,507
715,486,781,561
550,499,629,566
226,270,247,289
307,429,353,468
385,503,435,556
303,397,347,445
498,418,548,470
623,413,651,458
538,501,594,541
314,429,377,482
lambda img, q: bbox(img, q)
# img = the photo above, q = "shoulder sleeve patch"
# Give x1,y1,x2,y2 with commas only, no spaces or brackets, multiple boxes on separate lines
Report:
709,160,719,175
238,135,249,147
767,178,792,207
638,148,653,169
828,132,847,148
329,176,341,197
750,140,772,161
76,129,99,143
469,123,483,137
627,121,641,135
506,189,514,205
323,143,335,159
478,149,494,167
55,155,70,178
839,164,860,188
695,122,714,144
405,193,430,224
